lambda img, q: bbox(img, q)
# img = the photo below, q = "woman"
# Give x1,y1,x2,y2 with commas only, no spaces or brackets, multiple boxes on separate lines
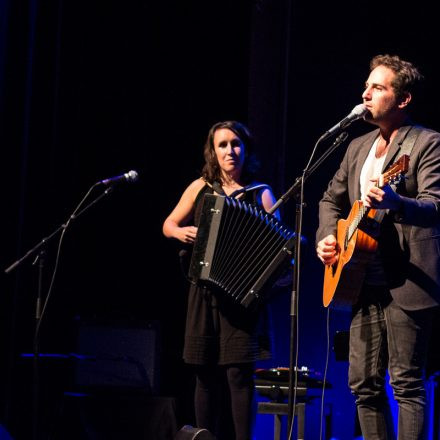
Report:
163,120,279,440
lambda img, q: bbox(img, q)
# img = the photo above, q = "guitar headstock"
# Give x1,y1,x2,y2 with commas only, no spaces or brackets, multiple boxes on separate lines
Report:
379,154,410,187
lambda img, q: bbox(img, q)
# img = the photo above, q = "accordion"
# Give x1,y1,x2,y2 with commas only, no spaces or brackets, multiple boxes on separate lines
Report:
188,194,295,308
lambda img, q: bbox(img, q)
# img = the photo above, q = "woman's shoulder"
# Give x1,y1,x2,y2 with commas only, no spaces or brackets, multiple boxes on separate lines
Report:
184,178,209,201
187,177,207,191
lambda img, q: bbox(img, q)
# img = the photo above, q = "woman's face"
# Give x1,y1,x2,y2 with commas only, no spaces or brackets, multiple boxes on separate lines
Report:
213,128,245,177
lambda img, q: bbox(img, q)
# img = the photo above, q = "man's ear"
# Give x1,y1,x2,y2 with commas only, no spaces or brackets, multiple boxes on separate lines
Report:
399,91,412,109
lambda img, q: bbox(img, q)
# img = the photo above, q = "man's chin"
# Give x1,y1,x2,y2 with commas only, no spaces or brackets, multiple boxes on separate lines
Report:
364,114,379,126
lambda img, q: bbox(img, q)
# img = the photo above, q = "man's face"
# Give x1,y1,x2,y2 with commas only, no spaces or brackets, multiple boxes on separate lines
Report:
362,65,402,123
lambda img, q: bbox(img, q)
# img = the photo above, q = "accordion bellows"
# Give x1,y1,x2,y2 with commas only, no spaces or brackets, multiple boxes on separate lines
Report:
189,194,296,308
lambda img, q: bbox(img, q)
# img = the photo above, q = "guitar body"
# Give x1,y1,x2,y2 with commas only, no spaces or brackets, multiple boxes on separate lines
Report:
323,200,379,308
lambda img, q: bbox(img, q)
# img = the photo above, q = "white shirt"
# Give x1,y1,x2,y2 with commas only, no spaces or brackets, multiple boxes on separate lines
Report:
359,135,387,286
360,136,387,201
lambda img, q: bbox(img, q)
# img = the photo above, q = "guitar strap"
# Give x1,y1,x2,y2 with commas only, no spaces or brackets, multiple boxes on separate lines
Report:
372,126,421,224
394,125,421,165
389,125,421,191
388,126,422,248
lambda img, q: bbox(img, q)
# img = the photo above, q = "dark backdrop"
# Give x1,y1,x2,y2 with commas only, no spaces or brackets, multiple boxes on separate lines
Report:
1,0,440,439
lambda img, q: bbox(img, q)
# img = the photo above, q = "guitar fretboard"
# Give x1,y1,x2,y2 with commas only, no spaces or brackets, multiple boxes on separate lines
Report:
346,204,368,246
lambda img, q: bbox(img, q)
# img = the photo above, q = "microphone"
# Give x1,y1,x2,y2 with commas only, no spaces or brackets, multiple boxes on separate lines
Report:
322,104,369,140
98,170,139,186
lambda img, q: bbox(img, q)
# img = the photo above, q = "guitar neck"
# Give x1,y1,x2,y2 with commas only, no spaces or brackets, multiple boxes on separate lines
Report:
347,204,369,242
348,203,387,244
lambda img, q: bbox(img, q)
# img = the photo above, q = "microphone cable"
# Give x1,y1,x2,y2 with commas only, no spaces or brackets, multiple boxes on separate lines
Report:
319,306,331,440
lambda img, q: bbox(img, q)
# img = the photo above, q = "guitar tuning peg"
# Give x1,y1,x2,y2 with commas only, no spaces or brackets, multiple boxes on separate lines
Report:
390,173,408,186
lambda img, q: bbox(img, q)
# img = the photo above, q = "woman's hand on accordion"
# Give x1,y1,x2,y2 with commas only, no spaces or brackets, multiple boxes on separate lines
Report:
176,226,198,244
163,179,205,244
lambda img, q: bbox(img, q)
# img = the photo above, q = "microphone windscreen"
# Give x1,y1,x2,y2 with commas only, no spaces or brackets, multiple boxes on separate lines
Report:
127,170,139,182
352,103,369,117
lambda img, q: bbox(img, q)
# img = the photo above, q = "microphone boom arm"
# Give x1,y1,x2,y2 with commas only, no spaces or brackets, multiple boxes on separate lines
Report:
268,131,348,214
4,185,114,274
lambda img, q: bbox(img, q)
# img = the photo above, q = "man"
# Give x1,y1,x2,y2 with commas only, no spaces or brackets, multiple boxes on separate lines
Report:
316,54,440,439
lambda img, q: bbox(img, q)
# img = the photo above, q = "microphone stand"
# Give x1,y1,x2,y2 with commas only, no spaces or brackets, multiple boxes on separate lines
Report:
31,249,45,440
4,186,113,275
4,184,115,440
267,131,348,439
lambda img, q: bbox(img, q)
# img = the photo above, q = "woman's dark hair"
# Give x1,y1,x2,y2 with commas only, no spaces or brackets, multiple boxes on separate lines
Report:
201,120,260,184
370,54,424,101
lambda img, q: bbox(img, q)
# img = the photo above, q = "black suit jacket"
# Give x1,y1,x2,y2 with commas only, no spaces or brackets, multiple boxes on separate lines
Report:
317,124,440,310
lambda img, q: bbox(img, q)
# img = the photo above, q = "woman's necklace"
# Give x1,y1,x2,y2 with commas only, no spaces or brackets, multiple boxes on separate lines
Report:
223,182,241,190
222,181,243,197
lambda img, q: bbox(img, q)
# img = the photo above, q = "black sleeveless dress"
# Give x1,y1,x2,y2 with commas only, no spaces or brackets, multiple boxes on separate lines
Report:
183,184,272,365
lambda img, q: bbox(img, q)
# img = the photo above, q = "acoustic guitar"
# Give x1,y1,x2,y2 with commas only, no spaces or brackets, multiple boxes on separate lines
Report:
323,154,409,308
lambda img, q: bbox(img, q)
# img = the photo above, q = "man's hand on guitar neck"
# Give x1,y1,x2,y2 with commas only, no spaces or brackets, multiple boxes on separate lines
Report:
364,181,403,211
316,234,340,266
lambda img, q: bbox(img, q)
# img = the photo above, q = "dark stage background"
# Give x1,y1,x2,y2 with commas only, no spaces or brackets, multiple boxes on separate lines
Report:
1,1,440,439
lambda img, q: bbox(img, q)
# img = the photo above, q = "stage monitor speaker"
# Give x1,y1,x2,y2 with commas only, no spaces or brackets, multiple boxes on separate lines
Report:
175,425,216,440
74,319,161,394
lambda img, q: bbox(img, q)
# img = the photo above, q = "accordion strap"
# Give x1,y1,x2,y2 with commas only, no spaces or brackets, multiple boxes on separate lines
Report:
209,180,226,196
204,180,270,200
229,183,271,198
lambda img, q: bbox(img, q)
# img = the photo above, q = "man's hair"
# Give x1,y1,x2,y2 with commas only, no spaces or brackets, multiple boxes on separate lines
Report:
370,54,424,100
201,120,259,184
